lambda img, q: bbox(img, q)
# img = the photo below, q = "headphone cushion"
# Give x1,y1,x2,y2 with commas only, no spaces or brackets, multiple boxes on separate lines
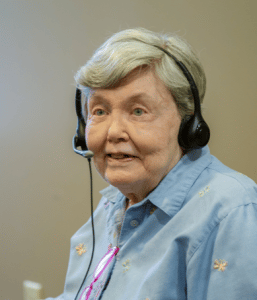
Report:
178,115,210,151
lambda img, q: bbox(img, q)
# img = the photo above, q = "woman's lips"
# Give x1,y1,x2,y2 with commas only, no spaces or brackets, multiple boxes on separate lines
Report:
107,155,136,163
107,153,136,158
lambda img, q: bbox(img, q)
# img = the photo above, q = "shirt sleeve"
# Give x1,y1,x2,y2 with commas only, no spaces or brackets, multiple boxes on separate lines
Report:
187,202,257,299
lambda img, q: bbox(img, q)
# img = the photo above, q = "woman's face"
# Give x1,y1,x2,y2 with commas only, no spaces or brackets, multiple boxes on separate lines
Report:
85,68,183,201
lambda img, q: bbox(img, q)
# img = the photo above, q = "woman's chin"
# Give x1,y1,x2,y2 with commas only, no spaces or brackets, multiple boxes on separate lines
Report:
105,175,135,187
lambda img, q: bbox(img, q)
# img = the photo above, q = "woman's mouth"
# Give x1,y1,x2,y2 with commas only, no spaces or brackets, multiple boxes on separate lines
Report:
107,154,136,162
108,154,135,159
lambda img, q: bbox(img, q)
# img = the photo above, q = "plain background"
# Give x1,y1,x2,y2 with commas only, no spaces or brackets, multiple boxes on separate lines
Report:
1,0,256,298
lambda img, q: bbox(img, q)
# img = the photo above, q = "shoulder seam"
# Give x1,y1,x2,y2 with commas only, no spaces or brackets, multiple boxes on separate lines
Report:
187,202,257,265
207,164,255,198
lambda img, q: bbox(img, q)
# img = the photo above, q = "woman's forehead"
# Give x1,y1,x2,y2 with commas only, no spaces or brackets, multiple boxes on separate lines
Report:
90,91,154,104
88,69,172,107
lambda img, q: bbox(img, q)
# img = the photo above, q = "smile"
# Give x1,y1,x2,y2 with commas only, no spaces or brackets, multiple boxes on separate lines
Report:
107,155,136,163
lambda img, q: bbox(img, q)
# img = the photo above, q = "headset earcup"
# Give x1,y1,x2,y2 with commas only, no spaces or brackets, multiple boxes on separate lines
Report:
178,114,210,151
194,121,210,147
178,115,193,151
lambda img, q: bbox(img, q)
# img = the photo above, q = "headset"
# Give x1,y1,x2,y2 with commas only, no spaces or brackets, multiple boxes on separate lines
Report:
72,46,210,299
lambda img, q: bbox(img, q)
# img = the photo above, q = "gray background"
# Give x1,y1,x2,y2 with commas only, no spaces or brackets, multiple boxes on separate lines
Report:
1,0,256,298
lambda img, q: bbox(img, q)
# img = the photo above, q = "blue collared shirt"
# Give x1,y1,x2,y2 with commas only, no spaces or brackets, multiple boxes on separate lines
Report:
45,145,257,300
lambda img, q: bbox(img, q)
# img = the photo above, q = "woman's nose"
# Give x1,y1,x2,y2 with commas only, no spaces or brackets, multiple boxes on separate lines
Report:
107,115,129,143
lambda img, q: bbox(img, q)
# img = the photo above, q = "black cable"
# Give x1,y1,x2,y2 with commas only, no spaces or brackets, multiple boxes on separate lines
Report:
74,157,95,300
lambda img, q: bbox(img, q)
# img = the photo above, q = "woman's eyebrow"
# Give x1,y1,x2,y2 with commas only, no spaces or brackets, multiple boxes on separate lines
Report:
90,92,155,106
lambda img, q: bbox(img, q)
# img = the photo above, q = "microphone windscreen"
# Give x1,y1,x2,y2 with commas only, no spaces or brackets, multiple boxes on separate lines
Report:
84,150,94,158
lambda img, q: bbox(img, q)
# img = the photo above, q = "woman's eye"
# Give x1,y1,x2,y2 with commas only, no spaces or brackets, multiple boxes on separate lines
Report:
93,108,144,116
94,109,105,116
133,108,144,116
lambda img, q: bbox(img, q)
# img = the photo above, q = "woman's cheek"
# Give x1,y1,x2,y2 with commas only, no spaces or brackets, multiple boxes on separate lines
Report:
86,127,106,153
85,118,96,142
85,126,95,150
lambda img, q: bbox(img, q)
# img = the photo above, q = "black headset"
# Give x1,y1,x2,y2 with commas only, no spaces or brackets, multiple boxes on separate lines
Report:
72,46,210,299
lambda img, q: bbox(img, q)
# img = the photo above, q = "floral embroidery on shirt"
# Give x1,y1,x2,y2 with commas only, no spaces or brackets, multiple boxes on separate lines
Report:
199,185,210,197
75,243,87,256
213,259,228,272
122,259,131,273
199,191,204,197
150,207,157,215
205,186,210,192
236,172,245,176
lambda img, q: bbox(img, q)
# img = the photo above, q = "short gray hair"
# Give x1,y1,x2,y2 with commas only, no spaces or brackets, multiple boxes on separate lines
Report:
75,27,207,122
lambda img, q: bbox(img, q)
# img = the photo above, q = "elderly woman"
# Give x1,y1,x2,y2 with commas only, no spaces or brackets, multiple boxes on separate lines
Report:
45,28,257,300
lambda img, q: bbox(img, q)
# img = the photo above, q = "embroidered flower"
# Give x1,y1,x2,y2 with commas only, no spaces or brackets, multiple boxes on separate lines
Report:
122,259,131,273
205,185,210,192
199,185,210,197
75,243,87,256
150,207,157,215
213,259,228,272
236,172,245,176
199,191,205,197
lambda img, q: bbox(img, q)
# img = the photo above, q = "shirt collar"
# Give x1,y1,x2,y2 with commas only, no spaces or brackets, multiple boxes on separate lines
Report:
99,145,212,218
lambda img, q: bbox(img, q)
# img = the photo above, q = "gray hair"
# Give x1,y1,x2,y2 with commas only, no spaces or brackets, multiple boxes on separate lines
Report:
74,27,207,122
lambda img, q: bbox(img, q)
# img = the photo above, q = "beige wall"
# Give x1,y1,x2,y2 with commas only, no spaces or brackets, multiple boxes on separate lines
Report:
1,0,256,298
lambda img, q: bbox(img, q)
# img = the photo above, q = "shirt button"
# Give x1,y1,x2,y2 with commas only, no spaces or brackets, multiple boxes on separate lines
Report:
130,220,139,227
